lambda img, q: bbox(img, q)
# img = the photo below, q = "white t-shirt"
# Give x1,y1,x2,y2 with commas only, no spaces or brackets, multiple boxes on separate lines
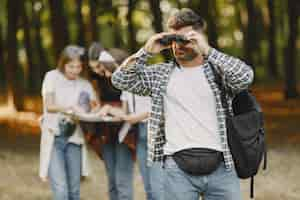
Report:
41,69,96,144
164,65,222,155
120,91,151,122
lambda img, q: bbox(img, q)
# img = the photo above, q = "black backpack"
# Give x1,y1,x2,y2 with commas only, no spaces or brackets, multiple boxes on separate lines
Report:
210,64,267,199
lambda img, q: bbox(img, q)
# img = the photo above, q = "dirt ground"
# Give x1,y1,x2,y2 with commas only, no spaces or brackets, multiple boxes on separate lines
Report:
1,114,300,200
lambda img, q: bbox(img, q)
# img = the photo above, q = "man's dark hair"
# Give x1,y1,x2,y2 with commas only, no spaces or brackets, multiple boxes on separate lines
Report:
167,8,206,31
88,42,104,61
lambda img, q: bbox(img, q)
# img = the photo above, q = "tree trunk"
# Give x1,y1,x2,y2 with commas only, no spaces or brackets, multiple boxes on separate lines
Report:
76,0,85,46
195,0,219,49
148,0,163,33
32,1,47,90
6,0,24,110
113,7,123,48
267,0,278,79
284,0,299,99
206,0,219,49
127,0,138,53
148,0,172,59
254,7,265,68
233,0,246,48
21,1,37,94
0,21,5,91
245,0,256,68
89,0,98,42
48,0,70,60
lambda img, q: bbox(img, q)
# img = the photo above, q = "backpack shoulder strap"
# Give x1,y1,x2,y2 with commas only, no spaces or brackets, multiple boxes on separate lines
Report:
208,62,230,116
251,176,254,198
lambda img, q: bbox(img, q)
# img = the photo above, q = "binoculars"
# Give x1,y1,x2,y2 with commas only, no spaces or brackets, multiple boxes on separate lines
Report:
158,34,190,46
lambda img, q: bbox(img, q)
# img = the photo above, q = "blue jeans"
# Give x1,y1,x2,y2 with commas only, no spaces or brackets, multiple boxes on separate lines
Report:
137,122,164,200
164,156,242,200
48,135,82,200
101,139,134,200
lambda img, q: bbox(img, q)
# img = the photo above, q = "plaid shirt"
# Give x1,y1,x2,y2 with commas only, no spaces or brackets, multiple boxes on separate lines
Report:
112,48,254,169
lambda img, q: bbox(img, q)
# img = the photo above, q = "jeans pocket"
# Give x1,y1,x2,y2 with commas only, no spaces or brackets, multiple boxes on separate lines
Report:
164,156,179,170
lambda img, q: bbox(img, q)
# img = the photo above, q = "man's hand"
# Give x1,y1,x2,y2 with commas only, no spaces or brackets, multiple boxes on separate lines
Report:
144,32,173,54
185,31,211,56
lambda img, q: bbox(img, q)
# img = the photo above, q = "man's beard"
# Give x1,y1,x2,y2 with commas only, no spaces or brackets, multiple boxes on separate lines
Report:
174,46,199,62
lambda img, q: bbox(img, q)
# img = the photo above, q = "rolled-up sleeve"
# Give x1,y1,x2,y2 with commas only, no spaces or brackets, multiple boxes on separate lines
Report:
207,48,254,92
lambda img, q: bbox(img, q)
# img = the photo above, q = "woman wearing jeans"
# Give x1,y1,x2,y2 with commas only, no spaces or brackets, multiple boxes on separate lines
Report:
88,43,164,200
39,45,98,200
87,42,134,200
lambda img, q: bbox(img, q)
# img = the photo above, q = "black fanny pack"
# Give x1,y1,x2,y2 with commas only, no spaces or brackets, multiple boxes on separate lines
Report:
172,148,223,176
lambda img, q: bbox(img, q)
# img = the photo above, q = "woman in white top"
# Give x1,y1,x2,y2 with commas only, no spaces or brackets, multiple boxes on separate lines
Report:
40,45,98,200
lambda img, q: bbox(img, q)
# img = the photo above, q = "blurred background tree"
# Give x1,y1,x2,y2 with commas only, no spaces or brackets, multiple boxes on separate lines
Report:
0,0,299,111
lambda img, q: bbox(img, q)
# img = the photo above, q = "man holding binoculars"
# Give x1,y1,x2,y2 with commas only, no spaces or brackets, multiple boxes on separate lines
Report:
112,8,254,200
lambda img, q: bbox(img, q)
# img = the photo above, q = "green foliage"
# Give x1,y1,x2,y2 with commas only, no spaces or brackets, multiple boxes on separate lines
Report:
0,0,299,101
